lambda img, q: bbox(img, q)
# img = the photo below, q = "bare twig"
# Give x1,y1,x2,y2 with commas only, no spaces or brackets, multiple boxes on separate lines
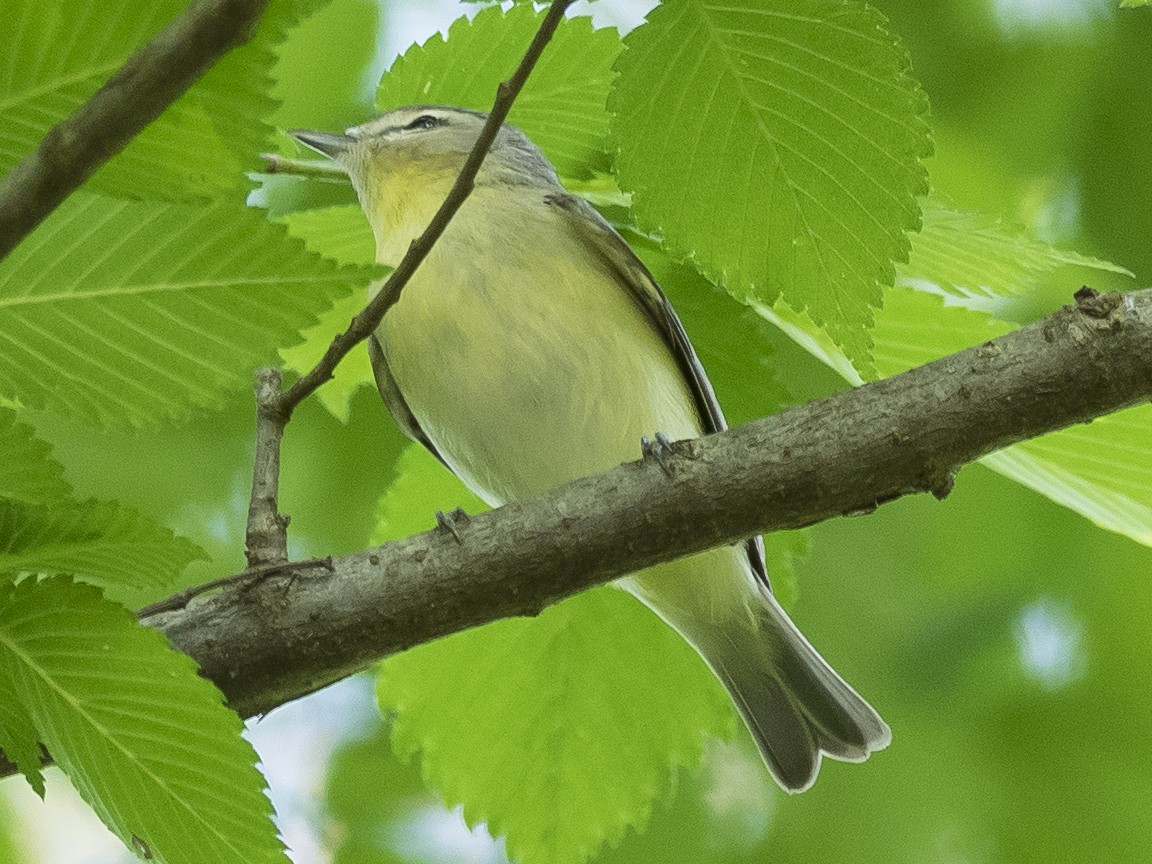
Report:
245,368,290,567
0,0,271,262
259,153,348,179
241,0,577,561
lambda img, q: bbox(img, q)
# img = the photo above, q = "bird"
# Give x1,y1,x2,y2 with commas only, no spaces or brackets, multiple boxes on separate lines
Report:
292,105,890,791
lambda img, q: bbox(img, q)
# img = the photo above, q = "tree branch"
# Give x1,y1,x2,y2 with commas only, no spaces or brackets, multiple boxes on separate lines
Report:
0,0,271,262
149,287,1152,719
2,286,1150,781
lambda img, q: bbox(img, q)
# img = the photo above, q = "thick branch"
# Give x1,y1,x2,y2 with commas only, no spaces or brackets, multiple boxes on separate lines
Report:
0,0,270,262
139,287,1152,720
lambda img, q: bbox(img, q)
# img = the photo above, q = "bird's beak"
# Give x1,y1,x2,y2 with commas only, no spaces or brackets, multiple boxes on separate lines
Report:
290,129,353,159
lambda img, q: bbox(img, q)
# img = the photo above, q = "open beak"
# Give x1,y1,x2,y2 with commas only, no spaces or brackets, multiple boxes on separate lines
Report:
289,129,353,158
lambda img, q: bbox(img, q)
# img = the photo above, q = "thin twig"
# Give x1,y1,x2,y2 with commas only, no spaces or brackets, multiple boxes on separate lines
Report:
275,0,578,417
259,153,349,179
0,0,271,262
245,368,290,567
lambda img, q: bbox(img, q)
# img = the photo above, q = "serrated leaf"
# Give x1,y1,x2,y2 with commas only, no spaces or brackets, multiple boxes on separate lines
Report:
374,446,731,864
631,239,792,426
871,287,1013,377
276,205,380,420
0,193,373,425
0,654,46,796
770,283,1152,548
0,576,286,864
377,5,621,179
0,499,204,590
0,0,327,200
899,200,1133,300
982,405,1152,546
279,204,376,267
0,409,70,505
610,0,931,372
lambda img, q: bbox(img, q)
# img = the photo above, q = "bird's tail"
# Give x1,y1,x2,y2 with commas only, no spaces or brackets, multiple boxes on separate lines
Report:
707,585,890,792
627,550,889,792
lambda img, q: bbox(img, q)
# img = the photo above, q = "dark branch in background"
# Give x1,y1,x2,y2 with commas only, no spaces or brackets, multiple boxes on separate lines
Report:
148,288,1152,716
0,0,271,262
3,287,1151,781
241,0,577,567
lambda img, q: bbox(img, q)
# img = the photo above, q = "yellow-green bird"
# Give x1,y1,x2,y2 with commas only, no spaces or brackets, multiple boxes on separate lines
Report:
293,106,889,792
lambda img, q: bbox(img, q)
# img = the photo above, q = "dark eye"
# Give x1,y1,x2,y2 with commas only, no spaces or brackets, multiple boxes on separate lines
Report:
404,114,441,131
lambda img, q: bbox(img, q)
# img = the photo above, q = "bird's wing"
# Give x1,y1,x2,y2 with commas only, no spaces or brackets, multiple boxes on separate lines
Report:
545,192,770,589
368,332,452,471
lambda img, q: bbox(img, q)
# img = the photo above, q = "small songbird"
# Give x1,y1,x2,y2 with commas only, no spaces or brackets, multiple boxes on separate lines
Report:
292,106,889,791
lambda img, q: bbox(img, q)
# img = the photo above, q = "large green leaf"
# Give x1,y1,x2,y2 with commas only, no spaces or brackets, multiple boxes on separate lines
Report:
0,576,286,864
0,193,374,425
982,406,1152,546
0,0,328,200
0,499,204,590
900,200,1132,300
374,446,732,864
277,204,379,420
0,409,69,505
610,0,931,371
376,5,622,179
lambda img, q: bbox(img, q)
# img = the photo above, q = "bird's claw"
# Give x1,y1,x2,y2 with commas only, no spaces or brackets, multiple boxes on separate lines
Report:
435,507,470,544
641,432,676,478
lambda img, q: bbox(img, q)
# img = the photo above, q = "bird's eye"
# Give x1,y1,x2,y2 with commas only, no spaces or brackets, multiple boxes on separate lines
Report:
404,115,441,131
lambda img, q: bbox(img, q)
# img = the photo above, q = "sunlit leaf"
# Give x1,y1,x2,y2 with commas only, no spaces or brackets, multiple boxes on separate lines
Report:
982,405,1152,546
871,287,1013,377
900,200,1132,300
0,499,204,590
0,576,286,864
0,0,330,200
377,5,621,179
0,409,69,505
610,0,931,371
374,446,731,864
0,193,373,425
277,205,380,421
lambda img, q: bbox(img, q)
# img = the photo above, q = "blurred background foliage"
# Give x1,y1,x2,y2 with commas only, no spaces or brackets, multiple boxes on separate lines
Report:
3,0,1152,862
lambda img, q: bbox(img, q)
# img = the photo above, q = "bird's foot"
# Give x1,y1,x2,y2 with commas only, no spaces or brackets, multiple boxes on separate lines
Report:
641,432,676,478
435,506,470,544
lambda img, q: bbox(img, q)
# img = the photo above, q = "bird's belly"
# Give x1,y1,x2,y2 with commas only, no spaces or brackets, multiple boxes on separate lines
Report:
377,249,701,507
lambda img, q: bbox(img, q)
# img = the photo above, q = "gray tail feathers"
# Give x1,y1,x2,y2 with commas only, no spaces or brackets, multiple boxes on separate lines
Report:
709,588,890,793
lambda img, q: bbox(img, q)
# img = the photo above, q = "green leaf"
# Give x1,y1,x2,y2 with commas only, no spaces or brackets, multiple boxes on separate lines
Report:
0,0,326,200
0,409,70,505
899,200,1133,300
762,529,810,611
609,0,931,372
632,239,792,426
377,5,622,179
374,446,731,864
0,193,373,425
1119,0,1150,8
277,205,380,421
0,499,204,590
279,204,376,267
871,287,1013,378
280,290,376,422
0,576,286,864
771,284,1152,548
982,405,1152,546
